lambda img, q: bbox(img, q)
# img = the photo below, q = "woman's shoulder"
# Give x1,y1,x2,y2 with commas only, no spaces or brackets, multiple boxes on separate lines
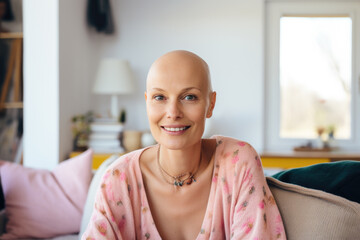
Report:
96,148,151,201
109,149,142,169
100,148,147,183
210,135,261,167
210,135,256,152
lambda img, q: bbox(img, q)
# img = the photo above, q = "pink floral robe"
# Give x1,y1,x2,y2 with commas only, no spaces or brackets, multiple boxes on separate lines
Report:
82,136,286,239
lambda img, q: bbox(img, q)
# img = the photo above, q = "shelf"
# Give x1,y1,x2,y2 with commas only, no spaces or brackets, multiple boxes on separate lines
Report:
0,35,23,110
293,146,332,152
0,33,24,162
0,32,23,39
0,102,23,109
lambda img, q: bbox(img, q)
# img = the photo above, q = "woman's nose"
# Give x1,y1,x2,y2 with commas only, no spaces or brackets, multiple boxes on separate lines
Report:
166,100,183,120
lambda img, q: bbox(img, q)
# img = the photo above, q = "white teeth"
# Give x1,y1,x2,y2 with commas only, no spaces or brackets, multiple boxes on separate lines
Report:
164,127,187,132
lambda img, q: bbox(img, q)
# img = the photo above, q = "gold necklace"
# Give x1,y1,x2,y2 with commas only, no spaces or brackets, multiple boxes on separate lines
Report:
157,143,202,187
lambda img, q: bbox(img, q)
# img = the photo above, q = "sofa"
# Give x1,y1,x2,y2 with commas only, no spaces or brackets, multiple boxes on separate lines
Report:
0,149,115,240
0,151,359,239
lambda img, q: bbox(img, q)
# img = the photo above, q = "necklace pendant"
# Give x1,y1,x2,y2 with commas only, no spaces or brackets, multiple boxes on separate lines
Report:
186,178,193,185
186,176,196,185
174,180,184,187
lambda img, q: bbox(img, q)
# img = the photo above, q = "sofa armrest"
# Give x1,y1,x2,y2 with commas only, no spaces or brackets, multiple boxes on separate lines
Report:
267,177,360,239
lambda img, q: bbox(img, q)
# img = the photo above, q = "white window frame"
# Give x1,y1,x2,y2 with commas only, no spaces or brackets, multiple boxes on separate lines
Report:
265,0,360,151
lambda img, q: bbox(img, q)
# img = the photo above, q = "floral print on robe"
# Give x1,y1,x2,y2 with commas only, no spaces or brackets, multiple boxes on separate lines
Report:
82,136,286,240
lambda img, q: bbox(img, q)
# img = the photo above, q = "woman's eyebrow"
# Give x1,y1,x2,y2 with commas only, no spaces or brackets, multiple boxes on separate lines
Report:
182,87,201,92
149,88,164,92
149,87,201,92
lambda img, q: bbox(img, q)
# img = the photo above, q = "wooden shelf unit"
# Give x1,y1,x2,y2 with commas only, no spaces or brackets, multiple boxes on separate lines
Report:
0,32,23,39
0,32,23,109
0,32,24,163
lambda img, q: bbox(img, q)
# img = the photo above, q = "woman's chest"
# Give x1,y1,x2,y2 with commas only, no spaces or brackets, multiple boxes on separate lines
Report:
146,181,212,240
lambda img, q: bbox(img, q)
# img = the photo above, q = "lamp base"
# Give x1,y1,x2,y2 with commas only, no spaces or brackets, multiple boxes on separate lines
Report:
110,95,119,119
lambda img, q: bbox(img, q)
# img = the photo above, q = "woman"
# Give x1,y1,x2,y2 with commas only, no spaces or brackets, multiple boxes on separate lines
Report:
82,50,286,239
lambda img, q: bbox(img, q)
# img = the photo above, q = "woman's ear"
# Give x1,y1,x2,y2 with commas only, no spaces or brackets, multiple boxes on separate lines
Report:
144,91,147,101
206,91,216,118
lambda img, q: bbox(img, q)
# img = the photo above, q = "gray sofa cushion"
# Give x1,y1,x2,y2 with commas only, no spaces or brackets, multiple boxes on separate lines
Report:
42,235,78,240
267,177,360,240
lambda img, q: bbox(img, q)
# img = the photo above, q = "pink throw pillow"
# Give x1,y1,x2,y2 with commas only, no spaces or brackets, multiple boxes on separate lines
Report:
0,149,93,239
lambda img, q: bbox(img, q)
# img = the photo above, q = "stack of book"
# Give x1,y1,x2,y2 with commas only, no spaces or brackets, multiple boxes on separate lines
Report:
88,119,125,154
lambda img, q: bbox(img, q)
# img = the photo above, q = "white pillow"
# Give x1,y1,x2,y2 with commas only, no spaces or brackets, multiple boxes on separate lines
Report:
79,154,119,236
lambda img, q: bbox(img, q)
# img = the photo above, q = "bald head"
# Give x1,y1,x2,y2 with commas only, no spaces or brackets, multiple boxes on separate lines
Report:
146,50,213,94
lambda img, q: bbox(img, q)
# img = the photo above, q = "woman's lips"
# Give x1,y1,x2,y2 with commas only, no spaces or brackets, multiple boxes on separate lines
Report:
161,126,190,134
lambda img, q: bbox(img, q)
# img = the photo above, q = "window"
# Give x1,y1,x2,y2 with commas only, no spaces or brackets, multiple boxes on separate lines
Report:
280,16,352,139
265,1,360,151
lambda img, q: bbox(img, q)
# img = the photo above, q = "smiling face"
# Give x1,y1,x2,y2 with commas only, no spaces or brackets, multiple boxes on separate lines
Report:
145,50,216,150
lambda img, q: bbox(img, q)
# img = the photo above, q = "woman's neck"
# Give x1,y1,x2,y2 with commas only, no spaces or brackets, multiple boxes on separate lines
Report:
158,141,202,177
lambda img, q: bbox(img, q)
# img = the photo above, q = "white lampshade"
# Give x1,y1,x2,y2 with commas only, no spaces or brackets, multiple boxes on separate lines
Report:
93,59,135,119
93,58,135,94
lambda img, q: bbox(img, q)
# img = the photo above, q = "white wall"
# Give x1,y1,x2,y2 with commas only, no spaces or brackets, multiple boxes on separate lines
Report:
24,0,98,169
92,0,265,150
23,0,266,167
59,0,99,162
23,0,60,169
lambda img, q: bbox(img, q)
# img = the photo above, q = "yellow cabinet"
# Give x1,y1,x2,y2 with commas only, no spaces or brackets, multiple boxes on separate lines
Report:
70,152,122,170
261,151,360,169
261,157,329,169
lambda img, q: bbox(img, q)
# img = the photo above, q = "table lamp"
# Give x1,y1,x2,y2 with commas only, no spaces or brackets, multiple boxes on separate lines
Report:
93,58,135,119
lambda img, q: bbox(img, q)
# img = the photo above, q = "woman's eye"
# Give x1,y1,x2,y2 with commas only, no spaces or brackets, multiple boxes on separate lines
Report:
154,95,165,101
184,95,197,101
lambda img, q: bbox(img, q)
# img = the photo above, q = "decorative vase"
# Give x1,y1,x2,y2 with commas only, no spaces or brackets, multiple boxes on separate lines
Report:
123,130,142,152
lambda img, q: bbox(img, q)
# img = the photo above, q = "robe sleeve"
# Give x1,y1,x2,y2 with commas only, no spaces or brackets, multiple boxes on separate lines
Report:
81,167,136,240
230,143,286,239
